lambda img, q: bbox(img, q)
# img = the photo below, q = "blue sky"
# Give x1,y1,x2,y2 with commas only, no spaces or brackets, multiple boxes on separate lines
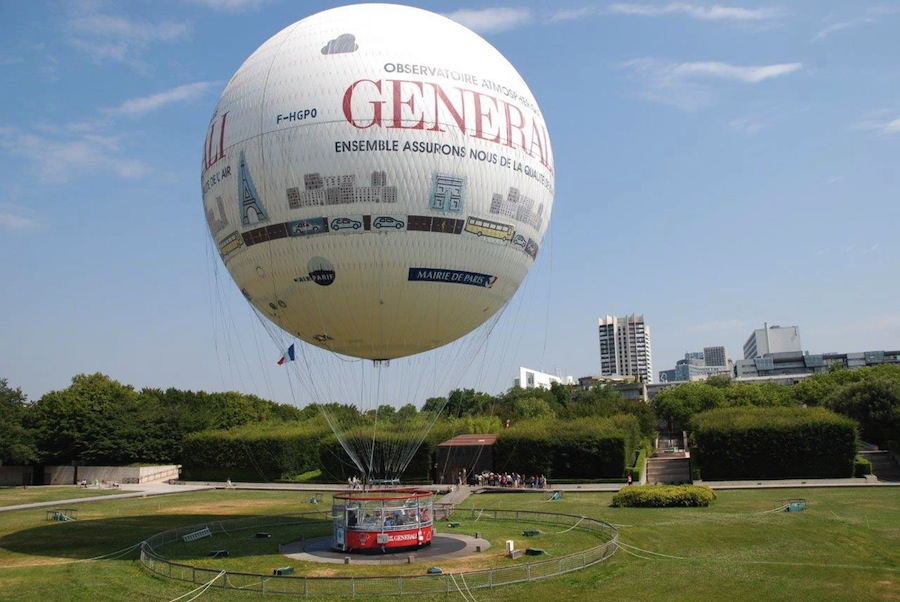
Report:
1,1,898,405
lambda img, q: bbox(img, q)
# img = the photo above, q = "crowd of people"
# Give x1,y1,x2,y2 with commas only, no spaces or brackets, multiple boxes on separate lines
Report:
469,471,547,489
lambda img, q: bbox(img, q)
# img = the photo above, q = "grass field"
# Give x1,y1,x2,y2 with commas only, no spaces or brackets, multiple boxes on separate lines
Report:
0,486,897,601
0,486,135,507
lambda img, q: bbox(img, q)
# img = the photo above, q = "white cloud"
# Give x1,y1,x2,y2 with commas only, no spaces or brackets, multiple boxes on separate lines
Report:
672,61,802,83
184,0,268,12
857,114,900,136
549,6,603,22
69,14,190,42
66,11,192,63
0,128,151,184
812,6,899,42
607,3,784,21
811,21,856,42
0,206,39,231
443,8,533,34
729,117,769,134
621,58,802,110
109,82,217,116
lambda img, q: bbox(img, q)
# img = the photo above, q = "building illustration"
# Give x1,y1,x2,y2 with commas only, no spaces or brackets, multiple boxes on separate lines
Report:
287,171,398,209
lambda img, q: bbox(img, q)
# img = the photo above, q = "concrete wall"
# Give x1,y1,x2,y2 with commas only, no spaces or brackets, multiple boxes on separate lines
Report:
74,465,181,485
0,465,180,486
0,466,33,486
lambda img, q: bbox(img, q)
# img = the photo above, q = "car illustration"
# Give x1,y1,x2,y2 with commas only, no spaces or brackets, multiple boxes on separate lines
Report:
293,221,321,234
288,217,327,236
524,238,539,259
330,217,362,231
373,216,405,229
512,234,527,248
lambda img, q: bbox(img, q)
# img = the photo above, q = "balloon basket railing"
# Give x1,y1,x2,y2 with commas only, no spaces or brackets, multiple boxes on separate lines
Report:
331,488,434,553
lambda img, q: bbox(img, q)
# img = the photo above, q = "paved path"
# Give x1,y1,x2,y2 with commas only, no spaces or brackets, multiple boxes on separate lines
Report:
3,476,896,514
0,482,215,513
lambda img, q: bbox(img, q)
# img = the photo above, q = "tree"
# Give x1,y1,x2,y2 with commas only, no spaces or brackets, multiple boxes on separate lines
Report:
652,382,727,429
26,373,141,464
0,378,37,465
508,396,554,421
824,378,900,447
723,382,796,408
569,386,656,439
495,385,560,420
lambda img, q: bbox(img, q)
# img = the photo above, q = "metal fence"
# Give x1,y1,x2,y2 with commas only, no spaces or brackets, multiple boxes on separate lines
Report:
139,509,618,597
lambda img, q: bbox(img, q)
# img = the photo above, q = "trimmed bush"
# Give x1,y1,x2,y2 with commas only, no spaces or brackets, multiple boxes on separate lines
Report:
612,484,716,508
693,406,858,480
626,444,651,482
853,455,872,477
493,416,641,479
181,421,329,481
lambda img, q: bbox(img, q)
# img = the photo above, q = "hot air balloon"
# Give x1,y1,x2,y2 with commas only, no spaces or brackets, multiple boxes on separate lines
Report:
202,4,554,490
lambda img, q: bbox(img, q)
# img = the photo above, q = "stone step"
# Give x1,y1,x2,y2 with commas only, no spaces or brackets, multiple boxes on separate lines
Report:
860,451,900,482
646,458,691,485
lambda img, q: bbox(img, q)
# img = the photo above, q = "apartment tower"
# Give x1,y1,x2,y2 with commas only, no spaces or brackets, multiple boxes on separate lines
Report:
598,314,653,383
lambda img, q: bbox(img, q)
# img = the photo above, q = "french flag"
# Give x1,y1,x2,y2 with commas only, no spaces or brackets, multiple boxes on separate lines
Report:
277,343,296,365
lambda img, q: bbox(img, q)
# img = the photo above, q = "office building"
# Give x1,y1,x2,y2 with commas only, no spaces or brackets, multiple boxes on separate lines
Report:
734,349,900,378
659,349,732,383
513,367,574,390
703,346,728,367
743,324,801,359
598,314,653,383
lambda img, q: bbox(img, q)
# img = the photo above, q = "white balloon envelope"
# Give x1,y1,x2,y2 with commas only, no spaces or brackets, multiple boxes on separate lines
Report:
202,4,554,360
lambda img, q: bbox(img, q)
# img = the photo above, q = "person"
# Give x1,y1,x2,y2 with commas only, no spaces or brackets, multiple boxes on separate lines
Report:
226,478,233,489
627,474,633,486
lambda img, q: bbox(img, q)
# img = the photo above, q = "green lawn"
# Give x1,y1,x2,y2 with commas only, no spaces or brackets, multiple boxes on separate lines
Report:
0,486,135,507
0,487,896,601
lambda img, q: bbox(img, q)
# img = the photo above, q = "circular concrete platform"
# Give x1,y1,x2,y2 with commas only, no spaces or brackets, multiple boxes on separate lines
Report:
283,534,491,565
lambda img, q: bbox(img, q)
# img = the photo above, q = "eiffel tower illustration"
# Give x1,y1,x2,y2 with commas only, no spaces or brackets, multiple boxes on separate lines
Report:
238,152,269,226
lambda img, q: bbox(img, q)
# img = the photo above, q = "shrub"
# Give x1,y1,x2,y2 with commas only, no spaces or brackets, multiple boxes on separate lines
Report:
611,484,716,508
693,406,858,480
853,455,872,477
494,416,641,479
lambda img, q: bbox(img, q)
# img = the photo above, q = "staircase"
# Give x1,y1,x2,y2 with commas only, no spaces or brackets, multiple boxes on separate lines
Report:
860,451,900,482
646,457,691,485
645,432,691,485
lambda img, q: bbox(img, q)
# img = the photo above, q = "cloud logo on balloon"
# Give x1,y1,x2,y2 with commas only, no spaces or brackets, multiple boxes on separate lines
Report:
322,34,358,55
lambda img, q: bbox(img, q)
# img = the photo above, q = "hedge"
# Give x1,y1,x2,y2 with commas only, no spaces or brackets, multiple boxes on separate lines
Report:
492,415,641,479
181,421,329,481
181,415,645,482
612,484,716,507
692,406,858,480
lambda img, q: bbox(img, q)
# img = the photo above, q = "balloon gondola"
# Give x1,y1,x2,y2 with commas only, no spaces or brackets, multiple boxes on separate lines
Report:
331,488,434,553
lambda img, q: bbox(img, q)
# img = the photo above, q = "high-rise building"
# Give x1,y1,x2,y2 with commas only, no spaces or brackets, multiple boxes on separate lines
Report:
598,314,653,383
743,324,801,359
703,346,728,367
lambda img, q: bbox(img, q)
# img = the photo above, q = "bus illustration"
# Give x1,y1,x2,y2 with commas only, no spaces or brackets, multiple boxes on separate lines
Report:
464,216,514,241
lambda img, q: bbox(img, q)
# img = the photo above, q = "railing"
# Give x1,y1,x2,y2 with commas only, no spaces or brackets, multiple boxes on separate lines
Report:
139,509,618,596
